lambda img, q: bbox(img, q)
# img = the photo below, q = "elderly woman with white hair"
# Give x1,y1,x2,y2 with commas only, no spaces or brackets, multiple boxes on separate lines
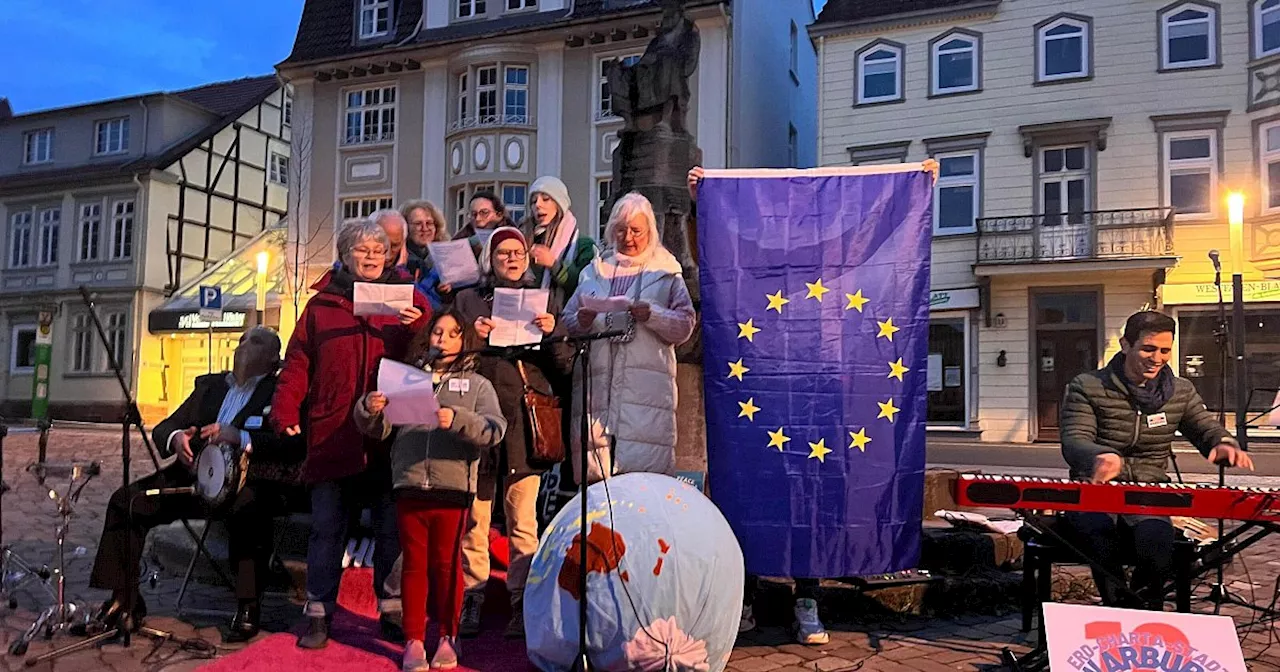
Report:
271,219,431,649
562,192,696,482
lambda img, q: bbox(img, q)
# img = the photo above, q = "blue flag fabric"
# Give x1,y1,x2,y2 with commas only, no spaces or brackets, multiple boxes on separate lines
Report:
697,166,933,579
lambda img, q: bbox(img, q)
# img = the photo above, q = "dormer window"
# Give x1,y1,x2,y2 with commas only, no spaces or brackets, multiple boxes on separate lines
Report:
458,0,486,19
506,0,535,9
24,128,53,165
359,0,391,39
95,117,130,155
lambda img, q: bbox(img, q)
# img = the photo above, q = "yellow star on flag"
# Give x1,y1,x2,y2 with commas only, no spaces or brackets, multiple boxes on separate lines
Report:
727,358,749,381
737,319,761,342
887,358,910,381
765,291,790,313
845,290,870,312
737,397,761,421
807,438,832,463
767,427,791,451
848,428,872,452
804,278,830,302
877,398,901,423
877,318,900,341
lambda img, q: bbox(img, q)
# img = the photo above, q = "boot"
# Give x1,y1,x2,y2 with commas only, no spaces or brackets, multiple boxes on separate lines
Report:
381,611,406,643
296,614,332,649
504,595,524,640
459,591,483,638
223,600,261,644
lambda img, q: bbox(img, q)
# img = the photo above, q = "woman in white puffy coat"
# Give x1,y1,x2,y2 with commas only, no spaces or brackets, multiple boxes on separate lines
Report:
562,192,696,483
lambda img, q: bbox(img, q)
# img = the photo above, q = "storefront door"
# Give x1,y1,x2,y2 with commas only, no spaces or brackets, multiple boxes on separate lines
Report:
1033,291,1100,441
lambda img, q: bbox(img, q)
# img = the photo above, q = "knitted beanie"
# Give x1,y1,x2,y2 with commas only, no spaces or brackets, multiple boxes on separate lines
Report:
530,175,571,215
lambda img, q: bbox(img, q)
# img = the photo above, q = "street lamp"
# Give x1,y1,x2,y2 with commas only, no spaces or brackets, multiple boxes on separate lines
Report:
1226,192,1247,454
256,251,269,326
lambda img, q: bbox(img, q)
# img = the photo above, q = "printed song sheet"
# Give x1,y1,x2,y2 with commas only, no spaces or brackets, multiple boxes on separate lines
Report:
353,282,414,316
428,240,482,287
581,295,633,313
376,359,440,427
490,288,549,347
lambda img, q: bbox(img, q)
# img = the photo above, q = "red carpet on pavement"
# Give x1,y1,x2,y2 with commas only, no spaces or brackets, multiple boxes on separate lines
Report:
204,529,531,672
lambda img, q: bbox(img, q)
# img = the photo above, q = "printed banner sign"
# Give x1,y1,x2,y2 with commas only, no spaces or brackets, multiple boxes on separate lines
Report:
1043,603,1245,672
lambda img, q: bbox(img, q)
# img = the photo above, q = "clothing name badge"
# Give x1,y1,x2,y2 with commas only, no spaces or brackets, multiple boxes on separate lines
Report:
449,378,470,394
1146,413,1168,428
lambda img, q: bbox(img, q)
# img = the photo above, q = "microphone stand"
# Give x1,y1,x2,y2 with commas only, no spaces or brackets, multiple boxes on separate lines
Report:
453,329,626,672
1209,255,1231,613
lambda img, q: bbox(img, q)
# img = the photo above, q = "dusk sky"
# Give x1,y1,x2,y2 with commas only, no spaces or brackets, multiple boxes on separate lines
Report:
1,0,828,114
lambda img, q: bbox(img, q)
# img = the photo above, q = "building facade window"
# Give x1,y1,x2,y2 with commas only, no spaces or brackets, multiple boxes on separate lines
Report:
788,124,798,168
457,72,469,121
502,183,528,223
789,21,799,81
71,314,93,373
110,199,134,260
269,152,289,185
935,152,979,234
283,98,292,127
477,66,498,122
458,0,486,19
342,196,394,221
931,31,980,95
1261,121,1280,213
78,203,101,261
344,86,396,145
1257,0,1280,60
358,0,390,38
37,208,59,266
596,178,613,240
1040,145,1090,226
927,316,968,426
105,311,128,371
855,40,904,105
1160,3,1217,70
1164,131,1216,218
9,211,32,268
1036,15,1091,82
95,117,130,155
598,54,643,120
507,0,535,9
504,66,529,123
10,325,36,374
454,188,468,233
24,129,52,164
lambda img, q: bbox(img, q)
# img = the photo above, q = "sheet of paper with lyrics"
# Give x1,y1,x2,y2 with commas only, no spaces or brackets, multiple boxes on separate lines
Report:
489,288,550,347
353,282,414,316
376,358,441,427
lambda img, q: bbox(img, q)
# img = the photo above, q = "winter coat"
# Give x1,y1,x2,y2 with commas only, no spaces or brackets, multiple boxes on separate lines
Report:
270,268,431,484
352,368,506,506
453,281,575,476
1060,363,1236,483
562,246,696,482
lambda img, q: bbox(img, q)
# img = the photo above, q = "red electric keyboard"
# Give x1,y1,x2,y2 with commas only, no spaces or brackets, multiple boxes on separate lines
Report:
954,474,1280,523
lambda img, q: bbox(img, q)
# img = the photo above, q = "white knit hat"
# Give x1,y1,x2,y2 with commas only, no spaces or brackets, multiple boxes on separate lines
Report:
530,175,571,215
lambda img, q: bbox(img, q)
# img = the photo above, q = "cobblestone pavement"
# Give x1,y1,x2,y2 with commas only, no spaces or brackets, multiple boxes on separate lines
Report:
2,428,1280,671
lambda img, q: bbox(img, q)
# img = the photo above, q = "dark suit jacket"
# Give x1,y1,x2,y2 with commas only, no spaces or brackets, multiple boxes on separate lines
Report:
154,373,303,473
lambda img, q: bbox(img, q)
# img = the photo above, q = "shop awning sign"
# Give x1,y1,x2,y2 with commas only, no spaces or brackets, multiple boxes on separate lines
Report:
1163,280,1280,304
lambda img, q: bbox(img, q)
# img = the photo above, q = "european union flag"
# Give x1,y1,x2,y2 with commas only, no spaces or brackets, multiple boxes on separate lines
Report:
697,165,933,579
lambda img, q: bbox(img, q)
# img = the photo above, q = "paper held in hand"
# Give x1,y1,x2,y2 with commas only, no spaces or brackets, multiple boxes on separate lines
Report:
581,295,632,313
376,359,441,427
490,288,550,347
353,282,415,316
428,240,482,287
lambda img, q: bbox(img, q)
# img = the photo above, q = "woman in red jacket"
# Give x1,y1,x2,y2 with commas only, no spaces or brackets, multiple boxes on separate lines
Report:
270,219,431,649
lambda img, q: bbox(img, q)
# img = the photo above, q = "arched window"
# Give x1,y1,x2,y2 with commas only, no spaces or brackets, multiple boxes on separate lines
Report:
1035,15,1091,83
855,40,904,105
930,30,981,95
1256,0,1280,59
1159,3,1218,70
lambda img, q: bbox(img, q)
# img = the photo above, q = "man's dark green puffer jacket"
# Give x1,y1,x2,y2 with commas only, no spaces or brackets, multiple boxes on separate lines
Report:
1060,366,1235,483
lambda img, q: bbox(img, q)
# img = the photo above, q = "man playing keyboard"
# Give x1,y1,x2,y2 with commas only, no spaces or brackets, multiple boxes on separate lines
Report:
1061,310,1253,610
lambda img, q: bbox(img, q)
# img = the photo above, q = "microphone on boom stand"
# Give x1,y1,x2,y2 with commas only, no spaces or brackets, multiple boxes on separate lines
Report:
1209,248,1233,611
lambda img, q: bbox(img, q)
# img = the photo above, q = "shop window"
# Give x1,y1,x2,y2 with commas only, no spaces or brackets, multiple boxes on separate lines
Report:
1178,309,1280,416
928,317,967,425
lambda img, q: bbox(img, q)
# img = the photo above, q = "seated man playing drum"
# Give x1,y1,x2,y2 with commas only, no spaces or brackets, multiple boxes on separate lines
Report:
85,326,302,643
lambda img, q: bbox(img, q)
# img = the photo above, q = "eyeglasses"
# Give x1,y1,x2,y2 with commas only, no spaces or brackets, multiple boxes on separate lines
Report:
470,209,494,219
411,221,437,230
351,246,387,258
495,249,527,260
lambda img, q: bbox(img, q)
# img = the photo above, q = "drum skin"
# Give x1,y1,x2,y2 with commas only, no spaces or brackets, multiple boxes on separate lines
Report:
524,473,744,672
196,443,242,508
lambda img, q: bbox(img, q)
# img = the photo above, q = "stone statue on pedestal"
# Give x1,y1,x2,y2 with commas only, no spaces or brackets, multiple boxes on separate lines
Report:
603,0,703,362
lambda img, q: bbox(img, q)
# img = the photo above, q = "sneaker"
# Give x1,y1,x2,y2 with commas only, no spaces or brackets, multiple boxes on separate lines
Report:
738,604,756,633
793,598,829,645
459,591,483,638
402,639,429,672
430,636,459,669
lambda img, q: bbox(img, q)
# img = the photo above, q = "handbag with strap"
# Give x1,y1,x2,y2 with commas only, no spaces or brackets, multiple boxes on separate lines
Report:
517,360,565,465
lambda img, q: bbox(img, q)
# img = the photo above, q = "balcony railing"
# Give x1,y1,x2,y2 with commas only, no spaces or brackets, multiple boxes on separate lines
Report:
975,207,1175,264
447,113,536,134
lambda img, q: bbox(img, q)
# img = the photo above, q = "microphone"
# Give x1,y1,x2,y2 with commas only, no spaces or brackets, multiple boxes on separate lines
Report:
412,346,442,370
144,486,197,496
1209,249,1221,272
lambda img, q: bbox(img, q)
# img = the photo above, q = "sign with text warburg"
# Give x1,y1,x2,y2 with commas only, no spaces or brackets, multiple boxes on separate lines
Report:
1043,603,1245,672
